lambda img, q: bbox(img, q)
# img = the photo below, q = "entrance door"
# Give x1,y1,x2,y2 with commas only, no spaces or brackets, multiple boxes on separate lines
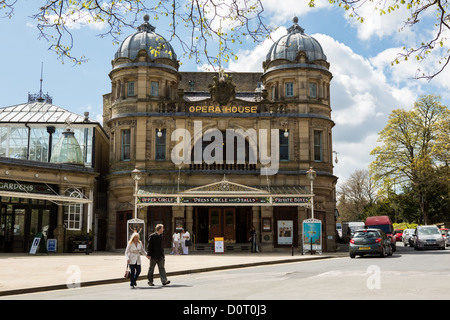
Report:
116,211,132,249
147,207,172,248
208,208,236,242
0,205,26,252
0,205,13,252
28,208,51,250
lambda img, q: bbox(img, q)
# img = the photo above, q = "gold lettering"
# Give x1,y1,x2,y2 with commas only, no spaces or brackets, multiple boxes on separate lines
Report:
251,106,257,113
215,106,221,113
189,106,195,112
208,106,214,113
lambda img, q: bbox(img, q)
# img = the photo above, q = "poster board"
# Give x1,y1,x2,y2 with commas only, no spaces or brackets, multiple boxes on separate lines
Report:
277,220,293,245
47,239,57,253
127,218,145,247
302,219,322,255
214,237,224,253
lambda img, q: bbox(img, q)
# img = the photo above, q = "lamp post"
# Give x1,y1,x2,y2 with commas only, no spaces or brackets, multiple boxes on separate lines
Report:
131,167,142,219
306,167,316,219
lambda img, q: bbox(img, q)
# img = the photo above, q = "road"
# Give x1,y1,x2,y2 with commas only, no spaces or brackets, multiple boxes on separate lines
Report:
3,245,450,301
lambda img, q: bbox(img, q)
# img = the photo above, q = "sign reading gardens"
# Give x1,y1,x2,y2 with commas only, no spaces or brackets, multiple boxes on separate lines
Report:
188,105,258,114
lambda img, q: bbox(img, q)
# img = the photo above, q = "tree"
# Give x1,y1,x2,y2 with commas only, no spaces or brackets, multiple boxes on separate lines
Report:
0,0,273,65
337,169,377,221
308,0,450,80
370,94,450,224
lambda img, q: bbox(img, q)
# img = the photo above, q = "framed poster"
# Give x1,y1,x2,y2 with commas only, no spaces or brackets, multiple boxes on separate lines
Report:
262,218,271,232
277,220,293,245
127,218,146,247
302,218,322,254
175,218,184,231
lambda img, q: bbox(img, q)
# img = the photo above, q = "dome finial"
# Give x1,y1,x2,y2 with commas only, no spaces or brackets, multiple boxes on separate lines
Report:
138,14,155,32
287,16,304,34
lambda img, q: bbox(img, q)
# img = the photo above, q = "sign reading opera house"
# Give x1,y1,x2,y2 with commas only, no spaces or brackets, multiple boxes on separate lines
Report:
103,16,338,251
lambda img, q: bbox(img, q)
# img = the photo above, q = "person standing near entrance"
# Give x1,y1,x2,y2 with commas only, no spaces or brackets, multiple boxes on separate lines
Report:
181,228,190,255
249,226,257,253
147,224,170,286
125,232,148,289
171,230,180,255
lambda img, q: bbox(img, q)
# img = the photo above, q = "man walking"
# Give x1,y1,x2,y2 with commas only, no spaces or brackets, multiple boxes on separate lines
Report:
147,224,170,286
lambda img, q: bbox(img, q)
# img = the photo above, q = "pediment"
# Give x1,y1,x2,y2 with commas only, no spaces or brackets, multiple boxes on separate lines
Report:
182,176,268,194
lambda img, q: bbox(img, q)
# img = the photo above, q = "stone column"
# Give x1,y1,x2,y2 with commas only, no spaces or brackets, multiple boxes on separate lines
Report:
186,206,194,235
260,206,274,252
53,186,66,253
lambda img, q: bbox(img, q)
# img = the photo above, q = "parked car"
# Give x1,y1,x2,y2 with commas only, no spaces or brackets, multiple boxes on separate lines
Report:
349,228,393,258
365,216,396,252
440,228,449,239
393,229,403,242
402,229,415,247
336,223,342,242
414,225,445,250
446,230,450,247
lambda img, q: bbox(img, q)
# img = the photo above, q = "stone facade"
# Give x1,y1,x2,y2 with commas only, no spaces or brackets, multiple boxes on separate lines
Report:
103,17,338,252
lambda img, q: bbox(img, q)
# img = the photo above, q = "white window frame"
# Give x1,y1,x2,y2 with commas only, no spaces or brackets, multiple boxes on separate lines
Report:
64,189,83,231
285,82,294,98
127,81,135,96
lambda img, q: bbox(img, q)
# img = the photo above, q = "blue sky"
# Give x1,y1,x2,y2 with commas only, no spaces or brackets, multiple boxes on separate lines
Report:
1,0,449,186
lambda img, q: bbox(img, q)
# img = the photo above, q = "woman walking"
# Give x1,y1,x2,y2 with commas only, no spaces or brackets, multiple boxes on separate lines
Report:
125,232,148,288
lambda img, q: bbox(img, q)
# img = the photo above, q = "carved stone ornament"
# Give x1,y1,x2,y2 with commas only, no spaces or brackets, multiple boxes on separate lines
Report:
209,74,236,106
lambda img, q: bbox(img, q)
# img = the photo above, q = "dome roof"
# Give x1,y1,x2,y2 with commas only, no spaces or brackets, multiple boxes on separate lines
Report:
50,128,83,165
114,15,177,62
265,17,327,64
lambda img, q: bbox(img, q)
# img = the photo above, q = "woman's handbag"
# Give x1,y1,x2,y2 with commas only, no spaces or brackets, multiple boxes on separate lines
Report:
124,264,130,278
185,239,192,246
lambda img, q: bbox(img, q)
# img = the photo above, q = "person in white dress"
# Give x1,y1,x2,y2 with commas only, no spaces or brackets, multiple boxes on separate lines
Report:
171,231,180,255
181,229,190,255
125,232,148,288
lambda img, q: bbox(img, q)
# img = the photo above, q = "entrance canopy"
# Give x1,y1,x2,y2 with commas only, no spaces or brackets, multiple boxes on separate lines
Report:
136,177,312,207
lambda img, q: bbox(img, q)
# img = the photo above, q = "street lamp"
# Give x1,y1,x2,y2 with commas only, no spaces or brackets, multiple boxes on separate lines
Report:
131,167,142,219
306,167,316,219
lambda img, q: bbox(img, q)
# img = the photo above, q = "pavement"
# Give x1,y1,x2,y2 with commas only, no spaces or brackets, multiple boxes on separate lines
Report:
0,247,348,297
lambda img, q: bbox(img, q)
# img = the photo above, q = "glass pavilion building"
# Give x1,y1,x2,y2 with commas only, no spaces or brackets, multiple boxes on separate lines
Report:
0,95,109,253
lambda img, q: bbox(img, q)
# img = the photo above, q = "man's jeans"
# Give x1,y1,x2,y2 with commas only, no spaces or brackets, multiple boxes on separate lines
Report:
147,257,168,284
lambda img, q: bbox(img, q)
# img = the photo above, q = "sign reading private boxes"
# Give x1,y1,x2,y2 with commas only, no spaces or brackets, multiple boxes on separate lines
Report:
214,237,224,253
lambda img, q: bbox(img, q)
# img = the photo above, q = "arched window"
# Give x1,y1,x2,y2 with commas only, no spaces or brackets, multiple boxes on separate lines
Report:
64,189,83,230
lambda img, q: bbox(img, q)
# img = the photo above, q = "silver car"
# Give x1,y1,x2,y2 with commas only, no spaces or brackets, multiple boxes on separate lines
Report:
414,225,445,250
402,229,415,247
446,231,450,247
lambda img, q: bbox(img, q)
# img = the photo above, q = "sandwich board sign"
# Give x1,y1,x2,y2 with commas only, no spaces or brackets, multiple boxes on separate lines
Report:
29,233,47,255
214,237,224,253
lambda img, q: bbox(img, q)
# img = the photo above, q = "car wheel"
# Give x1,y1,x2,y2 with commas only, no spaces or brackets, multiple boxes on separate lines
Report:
350,252,355,259
404,242,407,246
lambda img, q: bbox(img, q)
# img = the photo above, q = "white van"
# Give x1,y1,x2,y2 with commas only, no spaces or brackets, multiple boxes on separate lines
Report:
342,221,365,243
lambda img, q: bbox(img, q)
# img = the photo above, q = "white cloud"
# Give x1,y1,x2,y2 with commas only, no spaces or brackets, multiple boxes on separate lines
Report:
225,29,422,185
228,27,286,72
